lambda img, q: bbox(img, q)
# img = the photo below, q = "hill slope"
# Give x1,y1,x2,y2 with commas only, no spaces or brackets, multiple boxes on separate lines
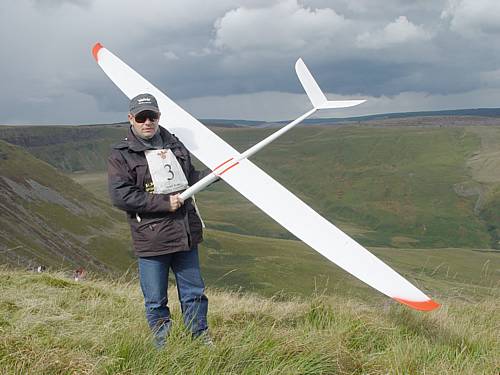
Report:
0,140,133,273
26,120,499,249
201,124,493,248
0,268,497,374
0,124,125,172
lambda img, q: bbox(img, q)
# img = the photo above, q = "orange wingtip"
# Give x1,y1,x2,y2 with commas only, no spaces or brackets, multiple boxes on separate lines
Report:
92,42,103,61
393,298,440,311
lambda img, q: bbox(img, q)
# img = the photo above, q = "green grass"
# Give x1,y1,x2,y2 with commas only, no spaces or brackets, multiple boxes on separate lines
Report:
0,267,497,374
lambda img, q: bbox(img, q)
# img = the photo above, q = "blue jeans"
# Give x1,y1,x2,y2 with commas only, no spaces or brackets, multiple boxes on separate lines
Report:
138,246,208,346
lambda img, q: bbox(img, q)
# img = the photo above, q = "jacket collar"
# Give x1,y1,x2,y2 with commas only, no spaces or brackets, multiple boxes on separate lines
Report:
125,126,180,152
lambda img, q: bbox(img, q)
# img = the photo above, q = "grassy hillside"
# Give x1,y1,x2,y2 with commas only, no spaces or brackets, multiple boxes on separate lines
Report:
64,122,500,248
205,125,492,248
0,140,133,273
0,124,126,172
0,267,497,374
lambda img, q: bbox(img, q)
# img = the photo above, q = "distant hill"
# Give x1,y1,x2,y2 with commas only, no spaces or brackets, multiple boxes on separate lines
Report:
300,107,500,125
204,108,500,127
2,115,500,253
0,124,127,172
200,119,264,127
195,123,499,249
0,139,133,272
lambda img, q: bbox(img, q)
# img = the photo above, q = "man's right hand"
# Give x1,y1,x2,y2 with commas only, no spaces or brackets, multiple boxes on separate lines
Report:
168,193,184,212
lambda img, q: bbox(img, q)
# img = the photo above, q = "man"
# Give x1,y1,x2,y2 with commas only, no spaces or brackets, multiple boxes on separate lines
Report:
108,93,211,348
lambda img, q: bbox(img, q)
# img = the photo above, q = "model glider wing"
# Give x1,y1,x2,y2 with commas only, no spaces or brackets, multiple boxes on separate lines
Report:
93,43,439,311
92,43,239,171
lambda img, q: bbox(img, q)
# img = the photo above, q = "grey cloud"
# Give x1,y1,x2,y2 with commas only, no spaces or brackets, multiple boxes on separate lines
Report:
0,0,499,124
441,0,500,36
213,0,349,52
356,16,433,49
31,0,92,9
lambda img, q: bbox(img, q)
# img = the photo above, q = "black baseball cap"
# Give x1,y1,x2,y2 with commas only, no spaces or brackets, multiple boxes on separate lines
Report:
129,93,160,115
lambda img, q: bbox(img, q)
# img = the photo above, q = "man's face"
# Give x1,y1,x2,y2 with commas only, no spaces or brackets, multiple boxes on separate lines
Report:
129,110,160,139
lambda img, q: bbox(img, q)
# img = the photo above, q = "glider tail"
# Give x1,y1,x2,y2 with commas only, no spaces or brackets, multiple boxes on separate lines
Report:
295,58,365,110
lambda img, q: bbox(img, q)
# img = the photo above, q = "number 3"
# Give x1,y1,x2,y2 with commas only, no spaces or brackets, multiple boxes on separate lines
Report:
164,164,174,180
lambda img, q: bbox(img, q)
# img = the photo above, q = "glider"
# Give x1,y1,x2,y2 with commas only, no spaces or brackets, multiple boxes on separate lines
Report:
92,42,439,311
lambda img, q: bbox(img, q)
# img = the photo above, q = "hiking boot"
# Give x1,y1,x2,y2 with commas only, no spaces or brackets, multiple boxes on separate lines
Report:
152,320,172,349
197,330,215,347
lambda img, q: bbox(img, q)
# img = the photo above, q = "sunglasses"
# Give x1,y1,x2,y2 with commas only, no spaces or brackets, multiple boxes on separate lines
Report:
134,111,159,123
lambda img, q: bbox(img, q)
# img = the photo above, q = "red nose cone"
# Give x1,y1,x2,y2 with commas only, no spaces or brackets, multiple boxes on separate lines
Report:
92,42,103,61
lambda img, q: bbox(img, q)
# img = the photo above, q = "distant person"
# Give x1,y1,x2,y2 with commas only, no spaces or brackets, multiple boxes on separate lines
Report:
37,265,46,273
73,267,86,281
107,93,212,348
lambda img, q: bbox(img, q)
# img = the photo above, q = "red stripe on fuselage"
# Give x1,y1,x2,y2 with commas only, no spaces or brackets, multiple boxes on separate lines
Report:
218,162,240,176
212,157,239,176
213,157,234,172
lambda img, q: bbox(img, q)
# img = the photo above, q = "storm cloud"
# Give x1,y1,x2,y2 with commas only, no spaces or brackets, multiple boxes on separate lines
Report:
1,0,499,124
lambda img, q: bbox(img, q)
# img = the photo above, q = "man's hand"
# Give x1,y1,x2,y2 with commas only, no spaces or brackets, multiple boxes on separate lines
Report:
168,193,184,212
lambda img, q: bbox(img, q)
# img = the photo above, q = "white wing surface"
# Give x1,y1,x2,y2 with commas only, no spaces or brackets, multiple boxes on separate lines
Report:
93,43,439,311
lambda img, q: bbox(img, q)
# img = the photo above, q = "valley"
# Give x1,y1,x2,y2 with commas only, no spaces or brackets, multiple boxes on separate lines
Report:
1,118,499,300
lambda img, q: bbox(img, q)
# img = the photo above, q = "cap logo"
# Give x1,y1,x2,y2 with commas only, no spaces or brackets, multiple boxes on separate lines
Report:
129,93,159,114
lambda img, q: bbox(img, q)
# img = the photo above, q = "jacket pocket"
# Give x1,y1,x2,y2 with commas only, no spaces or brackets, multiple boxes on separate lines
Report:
130,217,163,246
132,215,189,252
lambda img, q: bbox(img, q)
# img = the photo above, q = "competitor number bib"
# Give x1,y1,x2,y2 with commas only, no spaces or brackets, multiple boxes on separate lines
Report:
144,149,189,194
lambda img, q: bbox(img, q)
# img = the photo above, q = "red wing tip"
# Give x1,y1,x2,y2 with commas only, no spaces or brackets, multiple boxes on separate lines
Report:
92,42,103,61
393,298,440,311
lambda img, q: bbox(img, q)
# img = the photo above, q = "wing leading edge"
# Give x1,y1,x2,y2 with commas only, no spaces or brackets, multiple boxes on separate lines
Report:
93,42,439,311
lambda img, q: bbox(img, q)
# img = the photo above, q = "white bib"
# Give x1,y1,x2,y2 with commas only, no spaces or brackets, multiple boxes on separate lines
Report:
144,149,189,194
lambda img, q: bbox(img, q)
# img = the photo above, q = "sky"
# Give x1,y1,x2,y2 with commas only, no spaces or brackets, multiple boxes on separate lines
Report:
1,0,500,124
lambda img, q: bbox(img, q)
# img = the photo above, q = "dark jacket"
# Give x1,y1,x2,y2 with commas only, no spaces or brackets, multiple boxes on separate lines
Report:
108,126,209,257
